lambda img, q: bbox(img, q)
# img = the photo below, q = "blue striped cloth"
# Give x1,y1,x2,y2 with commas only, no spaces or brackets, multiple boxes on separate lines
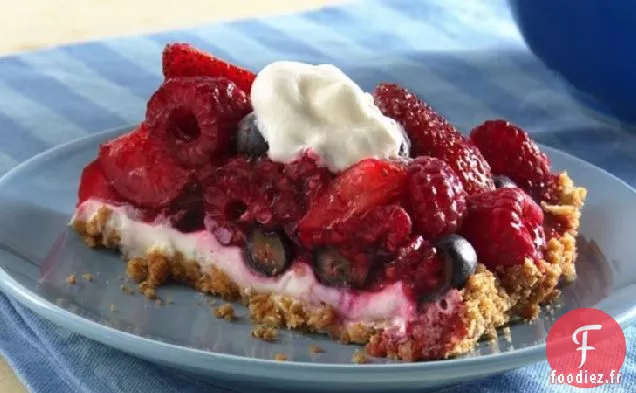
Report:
0,0,634,392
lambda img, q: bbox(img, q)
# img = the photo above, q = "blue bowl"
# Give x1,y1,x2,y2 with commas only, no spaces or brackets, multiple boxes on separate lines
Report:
508,0,636,124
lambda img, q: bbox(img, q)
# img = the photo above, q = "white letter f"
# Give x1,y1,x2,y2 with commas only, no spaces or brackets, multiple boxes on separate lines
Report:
572,324,602,368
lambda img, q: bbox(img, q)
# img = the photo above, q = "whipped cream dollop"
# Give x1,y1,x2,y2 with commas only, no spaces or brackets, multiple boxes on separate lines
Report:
250,61,405,172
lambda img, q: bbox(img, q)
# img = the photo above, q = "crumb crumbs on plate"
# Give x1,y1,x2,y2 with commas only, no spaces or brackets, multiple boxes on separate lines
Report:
120,284,134,295
308,344,324,354
109,304,118,312
274,353,288,361
66,273,77,285
82,273,94,282
251,325,278,341
139,282,156,299
213,303,236,321
155,299,164,306
352,350,368,364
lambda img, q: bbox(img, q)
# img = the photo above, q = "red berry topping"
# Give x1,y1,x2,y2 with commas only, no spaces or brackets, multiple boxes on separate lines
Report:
162,43,256,94
405,290,466,360
460,188,546,269
348,205,412,252
436,143,495,195
77,159,122,206
298,159,408,247
316,205,413,252
373,83,494,195
366,289,467,361
406,157,466,240
470,119,557,202
98,125,191,209
394,237,446,301
253,158,306,230
203,157,305,245
283,152,335,208
146,77,251,167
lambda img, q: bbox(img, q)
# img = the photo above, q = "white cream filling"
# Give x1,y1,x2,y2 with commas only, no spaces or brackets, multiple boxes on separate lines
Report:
72,200,416,330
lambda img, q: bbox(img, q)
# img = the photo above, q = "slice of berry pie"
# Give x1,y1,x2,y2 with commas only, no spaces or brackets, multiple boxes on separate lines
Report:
71,43,587,361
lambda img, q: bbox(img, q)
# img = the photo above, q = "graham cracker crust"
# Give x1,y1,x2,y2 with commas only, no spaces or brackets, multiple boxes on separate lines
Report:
497,172,586,319
70,171,586,362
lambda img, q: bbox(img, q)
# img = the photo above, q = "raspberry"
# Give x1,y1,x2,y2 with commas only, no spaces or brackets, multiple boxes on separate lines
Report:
253,158,306,231
394,237,446,301
350,205,412,252
162,43,256,94
460,188,546,268
470,119,557,202
203,157,305,245
406,157,466,240
146,77,251,167
368,237,446,297
203,158,255,245
194,163,216,184
373,83,494,194
77,159,123,206
317,205,412,252
284,152,335,207
99,124,191,209
298,159,408,248
436,143,494,195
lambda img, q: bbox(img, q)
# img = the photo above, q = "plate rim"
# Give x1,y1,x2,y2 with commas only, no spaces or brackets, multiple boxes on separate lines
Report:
1,126,635,382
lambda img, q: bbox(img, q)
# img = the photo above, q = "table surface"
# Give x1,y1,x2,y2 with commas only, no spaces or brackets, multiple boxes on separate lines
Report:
0,0,339,391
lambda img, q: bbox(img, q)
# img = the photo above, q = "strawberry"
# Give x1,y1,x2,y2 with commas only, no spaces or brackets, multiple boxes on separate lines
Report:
162,43,256,94
298,159,408,247
77,159,122,206
373,83,494,195
99,124,191,209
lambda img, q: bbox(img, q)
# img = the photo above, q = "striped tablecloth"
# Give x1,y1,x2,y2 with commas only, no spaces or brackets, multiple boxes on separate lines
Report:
0,0,634,391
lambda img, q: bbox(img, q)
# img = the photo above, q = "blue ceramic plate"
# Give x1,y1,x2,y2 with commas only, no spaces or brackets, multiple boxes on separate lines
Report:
1,126,635,392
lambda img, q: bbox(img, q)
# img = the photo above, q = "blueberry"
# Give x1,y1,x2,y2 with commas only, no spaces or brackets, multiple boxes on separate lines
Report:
493,175,517,189
236,112,269,157
397,124,411,159
435,234,477,289
313,247,352,287
312,247,368,288
245,228,292,277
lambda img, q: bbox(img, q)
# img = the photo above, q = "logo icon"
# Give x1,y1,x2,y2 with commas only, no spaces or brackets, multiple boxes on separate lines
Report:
572,324,602,368
547,308,626,388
